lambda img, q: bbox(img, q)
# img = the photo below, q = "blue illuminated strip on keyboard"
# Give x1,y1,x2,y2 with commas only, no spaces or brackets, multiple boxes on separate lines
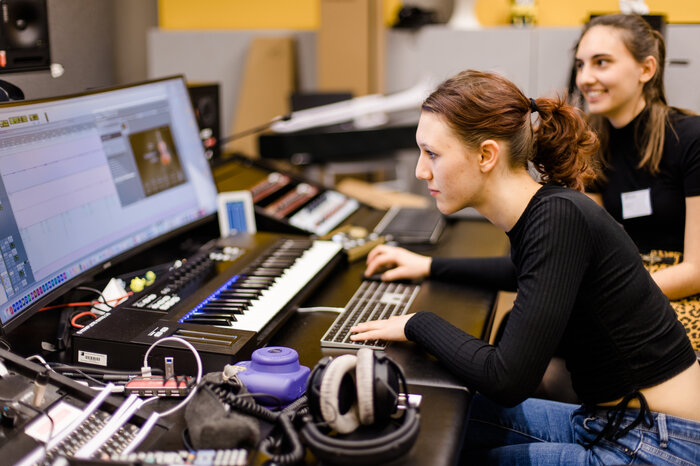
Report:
320,280,420,350
178,274,243,324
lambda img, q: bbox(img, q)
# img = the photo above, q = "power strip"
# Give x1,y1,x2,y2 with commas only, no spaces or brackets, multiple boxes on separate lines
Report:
124,376,192,397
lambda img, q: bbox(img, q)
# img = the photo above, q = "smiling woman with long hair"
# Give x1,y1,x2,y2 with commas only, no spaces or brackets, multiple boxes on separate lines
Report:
574,14,700,303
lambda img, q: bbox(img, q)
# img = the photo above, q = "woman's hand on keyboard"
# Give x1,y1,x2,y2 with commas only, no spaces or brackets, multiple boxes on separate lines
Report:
364,245,431,281
349,314,415,342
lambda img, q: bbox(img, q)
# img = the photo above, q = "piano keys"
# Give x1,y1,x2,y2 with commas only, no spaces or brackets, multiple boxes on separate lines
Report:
179,238,342,332
71,232,343,374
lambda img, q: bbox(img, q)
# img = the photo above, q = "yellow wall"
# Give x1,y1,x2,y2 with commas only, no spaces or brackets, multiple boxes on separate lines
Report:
529,0,700,26
157,0,319,30
157,0,400,30
158,0,700,29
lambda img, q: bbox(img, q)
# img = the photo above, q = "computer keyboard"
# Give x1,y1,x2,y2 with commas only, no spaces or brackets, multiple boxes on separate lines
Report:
373,206,446,244
320,280,421,350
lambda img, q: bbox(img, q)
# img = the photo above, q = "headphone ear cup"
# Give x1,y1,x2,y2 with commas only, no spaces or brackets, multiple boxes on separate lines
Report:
305,356,331,423
370,352,401,425
319,354,360,434
355,348,375,425
301,406,421,465
303,352,421,464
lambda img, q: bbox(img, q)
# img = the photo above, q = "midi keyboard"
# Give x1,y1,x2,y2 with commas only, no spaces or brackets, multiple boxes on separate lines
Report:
72,232,343,374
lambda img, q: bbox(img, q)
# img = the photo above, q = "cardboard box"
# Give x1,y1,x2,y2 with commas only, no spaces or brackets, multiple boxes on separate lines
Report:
227,37,295,157
318,0,385,97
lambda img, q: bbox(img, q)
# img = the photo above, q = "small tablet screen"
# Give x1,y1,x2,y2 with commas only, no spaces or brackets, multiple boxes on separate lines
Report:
217,191,257,237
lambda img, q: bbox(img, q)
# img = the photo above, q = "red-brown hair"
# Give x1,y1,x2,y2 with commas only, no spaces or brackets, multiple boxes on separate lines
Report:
422,70,599,191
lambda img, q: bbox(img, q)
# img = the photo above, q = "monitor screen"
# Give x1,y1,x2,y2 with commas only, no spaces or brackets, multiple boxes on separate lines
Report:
0,76,219,334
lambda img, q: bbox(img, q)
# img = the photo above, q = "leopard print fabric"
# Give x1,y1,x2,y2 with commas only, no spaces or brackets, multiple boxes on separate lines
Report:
643,250,700,351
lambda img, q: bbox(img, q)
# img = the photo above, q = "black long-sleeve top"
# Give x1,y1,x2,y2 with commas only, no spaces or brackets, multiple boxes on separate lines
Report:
588,109,700,253
404,183,696,407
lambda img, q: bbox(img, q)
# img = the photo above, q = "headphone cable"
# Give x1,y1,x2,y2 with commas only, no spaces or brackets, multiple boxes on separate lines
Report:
207,382,305,465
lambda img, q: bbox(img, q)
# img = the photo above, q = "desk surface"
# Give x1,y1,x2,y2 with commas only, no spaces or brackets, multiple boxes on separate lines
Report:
269,218,509,465
273,219,509,389
7,216,509,465
147,218,509,466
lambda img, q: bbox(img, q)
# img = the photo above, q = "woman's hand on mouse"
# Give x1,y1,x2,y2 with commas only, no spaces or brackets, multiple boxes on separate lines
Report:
364,245,432,281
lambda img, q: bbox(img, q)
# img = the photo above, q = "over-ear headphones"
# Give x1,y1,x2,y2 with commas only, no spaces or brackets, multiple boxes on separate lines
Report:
302,348,420,465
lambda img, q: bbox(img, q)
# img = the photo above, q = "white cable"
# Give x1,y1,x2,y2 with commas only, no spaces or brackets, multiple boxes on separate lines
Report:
139,396,160,407
15,383,117,466
296,306,344,314
141,336,203,418
119,411,160,456
74,394,144,459
46,384,115,449
26,354,52,372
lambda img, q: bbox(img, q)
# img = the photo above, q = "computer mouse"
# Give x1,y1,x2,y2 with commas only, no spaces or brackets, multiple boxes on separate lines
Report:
363,273,385,282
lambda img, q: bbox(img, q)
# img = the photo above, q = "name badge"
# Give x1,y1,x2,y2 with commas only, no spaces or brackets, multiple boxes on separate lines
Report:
621,188,652,219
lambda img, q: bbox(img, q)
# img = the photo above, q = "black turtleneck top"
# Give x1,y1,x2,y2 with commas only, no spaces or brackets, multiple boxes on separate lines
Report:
589,109,700,253
404,184,696,407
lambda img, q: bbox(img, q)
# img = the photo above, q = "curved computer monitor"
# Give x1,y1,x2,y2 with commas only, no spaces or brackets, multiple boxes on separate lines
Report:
0,76,219,335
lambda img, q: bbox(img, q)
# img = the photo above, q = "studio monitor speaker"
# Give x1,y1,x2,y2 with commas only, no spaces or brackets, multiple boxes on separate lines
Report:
0,0,51,73
188,82,221,163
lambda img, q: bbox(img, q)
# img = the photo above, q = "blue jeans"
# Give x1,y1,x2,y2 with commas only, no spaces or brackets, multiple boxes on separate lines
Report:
463,394,700,465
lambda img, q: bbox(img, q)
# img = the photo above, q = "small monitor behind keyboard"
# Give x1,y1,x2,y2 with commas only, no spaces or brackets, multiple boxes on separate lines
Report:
373,206,446,244
320,280,421,350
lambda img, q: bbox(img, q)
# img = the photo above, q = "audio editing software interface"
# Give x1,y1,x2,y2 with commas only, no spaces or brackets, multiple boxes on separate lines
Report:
0,77,219,332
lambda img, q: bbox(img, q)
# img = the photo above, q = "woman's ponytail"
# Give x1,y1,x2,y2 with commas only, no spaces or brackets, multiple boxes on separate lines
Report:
531,96,599,191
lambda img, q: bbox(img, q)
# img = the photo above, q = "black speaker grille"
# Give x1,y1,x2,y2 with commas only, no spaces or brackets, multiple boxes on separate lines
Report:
188,83,221,163
0,0,50,73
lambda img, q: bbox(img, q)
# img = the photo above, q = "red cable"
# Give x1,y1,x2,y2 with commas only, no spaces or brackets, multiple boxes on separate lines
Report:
39,292,133,312
70,311,97,329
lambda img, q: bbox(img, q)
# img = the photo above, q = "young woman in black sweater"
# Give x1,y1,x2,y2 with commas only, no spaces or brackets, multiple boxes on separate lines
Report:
350,69,700,464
